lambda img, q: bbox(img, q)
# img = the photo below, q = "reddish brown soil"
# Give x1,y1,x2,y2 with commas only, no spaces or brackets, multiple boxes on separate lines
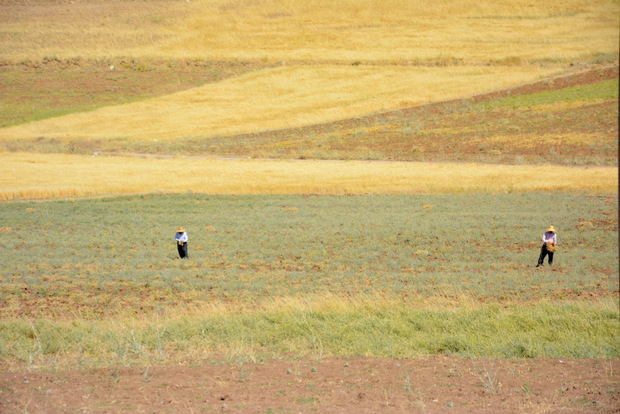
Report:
1,356,618,413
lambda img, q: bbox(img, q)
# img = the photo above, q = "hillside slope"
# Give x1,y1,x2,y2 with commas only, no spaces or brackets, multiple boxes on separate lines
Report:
1,63,616,166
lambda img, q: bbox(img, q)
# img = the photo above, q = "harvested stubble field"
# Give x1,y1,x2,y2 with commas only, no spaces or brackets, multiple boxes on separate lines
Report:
0,0,619,413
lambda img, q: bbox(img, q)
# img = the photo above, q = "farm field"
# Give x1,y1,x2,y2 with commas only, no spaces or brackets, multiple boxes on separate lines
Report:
1,0,619,165
0,0,618,412
1,193,618,412
0,152,618,201
1,62,617,166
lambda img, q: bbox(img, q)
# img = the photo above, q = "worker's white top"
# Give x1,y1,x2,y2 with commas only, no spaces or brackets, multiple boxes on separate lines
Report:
175,232,188,242
542,231,556,244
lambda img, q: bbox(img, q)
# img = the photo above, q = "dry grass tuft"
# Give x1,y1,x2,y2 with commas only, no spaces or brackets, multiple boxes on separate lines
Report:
545,242,558,252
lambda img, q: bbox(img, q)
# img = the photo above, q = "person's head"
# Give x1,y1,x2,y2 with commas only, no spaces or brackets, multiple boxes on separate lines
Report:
178,226,185,233
546,225,555,233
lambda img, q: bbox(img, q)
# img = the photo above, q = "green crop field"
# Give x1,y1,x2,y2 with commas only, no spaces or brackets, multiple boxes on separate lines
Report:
1,193,617,368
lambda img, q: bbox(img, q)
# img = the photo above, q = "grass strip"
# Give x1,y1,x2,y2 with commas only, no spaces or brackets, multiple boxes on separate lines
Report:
1,299,617,369
475,78,619,110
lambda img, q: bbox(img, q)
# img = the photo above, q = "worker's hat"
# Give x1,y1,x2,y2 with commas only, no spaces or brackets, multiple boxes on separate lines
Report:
546,225,556,233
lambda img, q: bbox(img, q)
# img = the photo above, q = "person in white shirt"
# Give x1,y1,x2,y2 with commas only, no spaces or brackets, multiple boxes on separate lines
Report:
536,225,557,267
175,226,189,259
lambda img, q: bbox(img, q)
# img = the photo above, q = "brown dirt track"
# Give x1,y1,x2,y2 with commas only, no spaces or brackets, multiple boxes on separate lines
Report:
1,356,619,413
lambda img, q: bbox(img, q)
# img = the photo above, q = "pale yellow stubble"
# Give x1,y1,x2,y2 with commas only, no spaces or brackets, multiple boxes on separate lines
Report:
1,153,616,200
156,0,619,63
0,65,563,142
1,0,617,63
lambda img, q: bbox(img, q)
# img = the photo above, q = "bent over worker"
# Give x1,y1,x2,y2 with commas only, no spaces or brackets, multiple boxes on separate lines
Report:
536,225,556,267
175,226,189,259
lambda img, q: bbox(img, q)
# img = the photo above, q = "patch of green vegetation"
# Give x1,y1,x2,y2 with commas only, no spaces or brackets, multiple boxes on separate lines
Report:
0,193,616,306
476,79,619,110
0,193,617,367
0,298,617,368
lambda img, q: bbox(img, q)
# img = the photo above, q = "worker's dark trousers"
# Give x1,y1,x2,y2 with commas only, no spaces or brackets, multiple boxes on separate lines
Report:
177,242,188,259
537,244,553,266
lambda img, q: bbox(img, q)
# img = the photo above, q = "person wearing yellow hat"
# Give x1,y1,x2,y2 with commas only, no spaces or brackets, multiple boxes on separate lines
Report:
175,226,189,259
536,225,556,267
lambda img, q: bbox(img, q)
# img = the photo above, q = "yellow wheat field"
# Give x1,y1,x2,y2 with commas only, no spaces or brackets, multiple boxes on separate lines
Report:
1,0,617,63
158,0,619,63
0,65,564,142
1,152,616,201
0,0,617,143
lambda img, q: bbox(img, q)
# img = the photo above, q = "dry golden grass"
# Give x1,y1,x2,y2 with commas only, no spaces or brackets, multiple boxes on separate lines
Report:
0,0,192,61
0,0,617,143
1,152,616,200
159,0,619,63
0,0,617,197
1,0,617,64
0,65,563,142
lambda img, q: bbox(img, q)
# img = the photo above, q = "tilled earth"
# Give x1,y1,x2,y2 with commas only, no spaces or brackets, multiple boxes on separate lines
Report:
1,355,618,413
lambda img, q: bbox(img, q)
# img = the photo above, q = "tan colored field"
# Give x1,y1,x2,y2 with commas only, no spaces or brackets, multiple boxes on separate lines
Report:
1,152,616,201
0,0,618,145
1,0,617,63
0,65,564,142
158,0,619,63
0,0,617,196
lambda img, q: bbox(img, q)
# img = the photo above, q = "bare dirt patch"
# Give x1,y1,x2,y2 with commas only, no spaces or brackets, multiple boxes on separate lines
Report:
1,356,617,413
